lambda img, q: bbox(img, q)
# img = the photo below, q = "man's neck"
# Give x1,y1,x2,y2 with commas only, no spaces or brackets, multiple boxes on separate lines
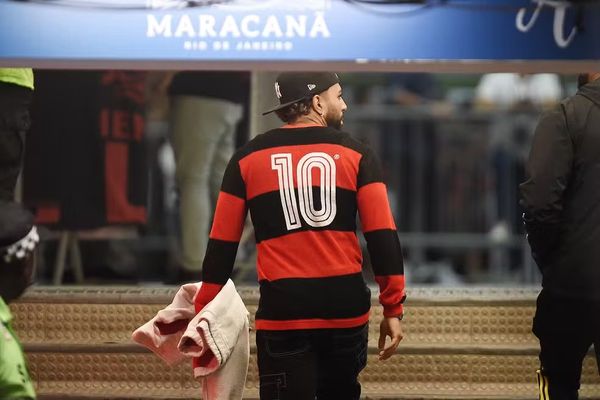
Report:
591,73,600,83
292,113,326,127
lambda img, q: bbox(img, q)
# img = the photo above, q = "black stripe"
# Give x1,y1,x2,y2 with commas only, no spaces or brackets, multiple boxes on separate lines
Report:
364,229,404,276
221,153,246,199
238,127,372,160
357,146,384,188
249,187,357,243
201,239,239,284
250,127,354,151
256,273,371,320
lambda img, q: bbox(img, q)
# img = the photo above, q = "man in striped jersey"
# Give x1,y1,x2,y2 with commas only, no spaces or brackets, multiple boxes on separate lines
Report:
195,72,405,399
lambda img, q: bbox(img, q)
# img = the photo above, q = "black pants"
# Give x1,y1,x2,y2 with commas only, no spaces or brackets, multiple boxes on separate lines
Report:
533,289,600,399
256,324,368,400
0,82,32,202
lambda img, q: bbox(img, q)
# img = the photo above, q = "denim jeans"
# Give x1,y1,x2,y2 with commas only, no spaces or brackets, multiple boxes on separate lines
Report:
256,324,368,400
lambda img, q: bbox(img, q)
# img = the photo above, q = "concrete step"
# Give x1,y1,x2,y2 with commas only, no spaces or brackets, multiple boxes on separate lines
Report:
11,286,600,399
27,351,600,399
11,286,540,347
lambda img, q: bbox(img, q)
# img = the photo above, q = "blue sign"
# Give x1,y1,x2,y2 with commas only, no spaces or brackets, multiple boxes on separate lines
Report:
0,0,598,65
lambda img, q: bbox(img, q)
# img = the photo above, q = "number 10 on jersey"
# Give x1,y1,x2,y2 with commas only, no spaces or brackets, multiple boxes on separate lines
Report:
271,152,337,231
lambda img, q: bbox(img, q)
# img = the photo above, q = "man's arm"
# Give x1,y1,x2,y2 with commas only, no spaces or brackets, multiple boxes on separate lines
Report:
356,146,405,360
519,105,573,269
195,154,247,312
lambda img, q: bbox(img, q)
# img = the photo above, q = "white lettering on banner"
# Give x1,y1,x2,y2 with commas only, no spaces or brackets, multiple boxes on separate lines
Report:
309,12,330,38
286,15,307,37
147,14,172,37
174,14,194,37
241,15,261,38
263,16,284,38
146,13,331,40
221,15,242,38
199,14,217,37
516,0,577,48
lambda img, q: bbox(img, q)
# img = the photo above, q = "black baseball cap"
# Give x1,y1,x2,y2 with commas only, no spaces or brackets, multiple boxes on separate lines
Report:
263,72,340,115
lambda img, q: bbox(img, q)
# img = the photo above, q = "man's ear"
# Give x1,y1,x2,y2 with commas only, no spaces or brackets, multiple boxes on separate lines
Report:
313,95,324,116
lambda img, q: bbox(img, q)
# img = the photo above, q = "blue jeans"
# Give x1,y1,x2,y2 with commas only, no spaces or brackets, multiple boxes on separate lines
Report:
256,324,368,400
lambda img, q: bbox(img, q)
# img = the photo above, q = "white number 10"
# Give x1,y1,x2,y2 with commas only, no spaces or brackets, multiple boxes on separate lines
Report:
271,152,337,231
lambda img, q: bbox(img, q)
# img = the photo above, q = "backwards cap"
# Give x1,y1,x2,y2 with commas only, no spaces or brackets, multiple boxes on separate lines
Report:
263,72,340,115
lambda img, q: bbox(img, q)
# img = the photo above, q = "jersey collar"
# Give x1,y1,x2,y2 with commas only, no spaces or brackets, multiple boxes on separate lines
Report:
281,123,324,129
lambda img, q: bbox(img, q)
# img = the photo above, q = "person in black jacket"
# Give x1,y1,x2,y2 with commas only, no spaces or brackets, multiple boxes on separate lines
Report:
520,72,600,399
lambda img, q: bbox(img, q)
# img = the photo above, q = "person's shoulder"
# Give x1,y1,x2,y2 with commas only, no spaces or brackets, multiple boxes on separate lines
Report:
561,90,596,134
232,130,279,160
335,130,373,155
237,127,370,155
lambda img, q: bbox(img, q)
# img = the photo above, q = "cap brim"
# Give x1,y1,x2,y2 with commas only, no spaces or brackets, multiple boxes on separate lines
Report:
262,97,309,115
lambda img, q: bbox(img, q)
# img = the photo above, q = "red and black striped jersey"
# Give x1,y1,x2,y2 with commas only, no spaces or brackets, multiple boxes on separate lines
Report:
196,124,405,331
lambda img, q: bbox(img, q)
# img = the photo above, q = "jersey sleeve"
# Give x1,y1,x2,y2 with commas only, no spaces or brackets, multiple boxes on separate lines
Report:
195,152,247,312
356,146,406,318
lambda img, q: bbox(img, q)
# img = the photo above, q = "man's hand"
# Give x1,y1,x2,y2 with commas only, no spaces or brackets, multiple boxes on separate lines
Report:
378,317,404,360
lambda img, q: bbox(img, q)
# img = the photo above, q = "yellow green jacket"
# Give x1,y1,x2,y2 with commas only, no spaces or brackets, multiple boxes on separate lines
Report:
0,297,36,399
0,69,34,90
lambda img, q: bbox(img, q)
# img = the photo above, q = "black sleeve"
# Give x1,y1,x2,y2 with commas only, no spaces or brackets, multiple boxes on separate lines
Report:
519,105,573,268
220,151,246,199
357,145,384,188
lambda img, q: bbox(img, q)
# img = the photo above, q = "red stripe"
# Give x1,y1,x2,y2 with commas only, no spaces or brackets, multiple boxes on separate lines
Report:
239,144,361,200
256,230,362,281
105,142,146,223
255,311,370,331
194,282,223,313
281,123,323,129
209,191,246,242
34,204,61,224
358,183,396,232
374,275,406,317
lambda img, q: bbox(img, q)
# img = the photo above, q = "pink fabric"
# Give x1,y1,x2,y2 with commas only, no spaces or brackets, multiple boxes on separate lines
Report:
131,283,199,365
132,280,249,400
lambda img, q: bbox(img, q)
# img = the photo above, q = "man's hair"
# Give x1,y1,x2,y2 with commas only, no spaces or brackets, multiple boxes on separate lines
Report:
275,97,312,123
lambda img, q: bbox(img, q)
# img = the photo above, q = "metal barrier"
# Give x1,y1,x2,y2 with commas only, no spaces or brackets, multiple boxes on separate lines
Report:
345,105,540,284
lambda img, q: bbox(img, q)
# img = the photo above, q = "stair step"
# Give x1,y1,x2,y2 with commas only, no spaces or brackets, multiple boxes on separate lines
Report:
25,351,600,398
11,286,600,399
11,287,540,347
